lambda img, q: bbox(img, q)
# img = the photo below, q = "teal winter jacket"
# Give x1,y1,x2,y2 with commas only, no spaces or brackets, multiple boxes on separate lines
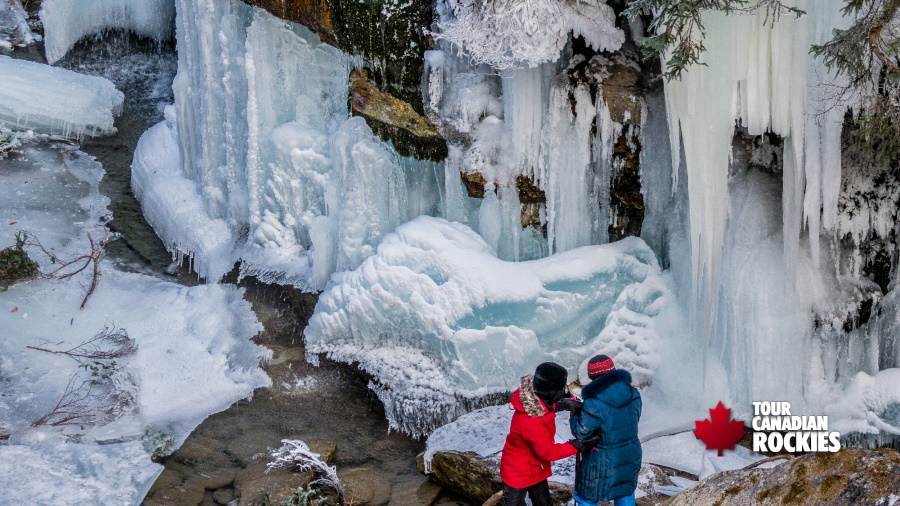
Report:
569,369,642,501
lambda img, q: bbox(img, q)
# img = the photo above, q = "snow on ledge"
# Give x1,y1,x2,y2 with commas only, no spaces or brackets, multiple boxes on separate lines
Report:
0,55,123,138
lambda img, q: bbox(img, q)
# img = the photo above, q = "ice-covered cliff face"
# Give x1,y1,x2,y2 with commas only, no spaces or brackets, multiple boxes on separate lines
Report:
118,0,900,436
132,0,445,287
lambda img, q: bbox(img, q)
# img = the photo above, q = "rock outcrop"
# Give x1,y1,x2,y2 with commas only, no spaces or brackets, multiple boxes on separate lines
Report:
667,447,900,505
241,0,335,45
350,68,448,161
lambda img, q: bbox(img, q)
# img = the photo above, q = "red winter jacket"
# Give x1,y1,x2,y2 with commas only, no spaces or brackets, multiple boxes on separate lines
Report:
499,375,577,488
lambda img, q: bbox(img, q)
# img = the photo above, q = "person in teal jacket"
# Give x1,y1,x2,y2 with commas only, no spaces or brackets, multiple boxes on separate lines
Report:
569,354,642,506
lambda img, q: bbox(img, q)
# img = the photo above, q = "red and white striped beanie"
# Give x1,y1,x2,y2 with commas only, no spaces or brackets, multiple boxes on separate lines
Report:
587,354,615,379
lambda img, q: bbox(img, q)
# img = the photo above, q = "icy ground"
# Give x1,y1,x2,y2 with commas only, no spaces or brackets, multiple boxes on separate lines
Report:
0,141,270,504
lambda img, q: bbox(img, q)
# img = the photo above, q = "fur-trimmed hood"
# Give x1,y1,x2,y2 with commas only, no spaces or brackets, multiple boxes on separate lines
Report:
510,374,548,417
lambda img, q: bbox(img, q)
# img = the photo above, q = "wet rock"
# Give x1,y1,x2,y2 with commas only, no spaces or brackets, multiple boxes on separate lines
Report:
327,0,433,109
417,451,501,504
142,470,206,506
212,487,235,505
389,474,442,506
350,68,448,161
240,0,335,46
562,53,646,242
608,128,643,242
338,466,392,506
235,458,314,506
516,175,546,204
460,172,488,199
667,447,900,506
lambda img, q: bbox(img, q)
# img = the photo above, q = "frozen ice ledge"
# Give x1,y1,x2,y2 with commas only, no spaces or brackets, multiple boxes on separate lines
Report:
305,216,678,436
0,55,123,138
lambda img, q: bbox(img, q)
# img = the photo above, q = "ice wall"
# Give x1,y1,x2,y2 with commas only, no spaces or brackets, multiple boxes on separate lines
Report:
0,55,123,138
662,1,852,328
656,1,900,421
133,0,445,285
41,0,175,64
306,216,677,435
424,42,636,261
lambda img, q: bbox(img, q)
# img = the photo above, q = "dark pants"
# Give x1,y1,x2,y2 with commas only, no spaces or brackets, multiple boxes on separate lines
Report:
501,480,551,506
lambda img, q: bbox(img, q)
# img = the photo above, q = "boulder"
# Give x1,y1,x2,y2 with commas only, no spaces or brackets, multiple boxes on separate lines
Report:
338,466,392,506
667,447,900,505
350,68,448,161
417,451,501,504
235,458,314,506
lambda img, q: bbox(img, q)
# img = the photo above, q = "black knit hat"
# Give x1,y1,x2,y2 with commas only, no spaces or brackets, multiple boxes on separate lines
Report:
532,362,568,398
587,354,615,379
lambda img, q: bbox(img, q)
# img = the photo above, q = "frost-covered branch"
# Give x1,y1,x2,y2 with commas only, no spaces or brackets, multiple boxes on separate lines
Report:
267,440,343,500
433,0,624,70
625,0,805,80
812,0,900,166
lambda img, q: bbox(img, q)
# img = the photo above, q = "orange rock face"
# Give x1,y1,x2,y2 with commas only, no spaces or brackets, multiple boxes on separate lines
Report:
241,0,336,46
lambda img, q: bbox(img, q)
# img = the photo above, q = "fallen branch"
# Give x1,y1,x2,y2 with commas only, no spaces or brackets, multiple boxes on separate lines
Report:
27,324,135,362
23,228,108,309
30,374,101,428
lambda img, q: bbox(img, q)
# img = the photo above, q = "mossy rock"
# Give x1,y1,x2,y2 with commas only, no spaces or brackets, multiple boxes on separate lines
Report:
350,68,447,161
667,447,900,506
327,0,433,111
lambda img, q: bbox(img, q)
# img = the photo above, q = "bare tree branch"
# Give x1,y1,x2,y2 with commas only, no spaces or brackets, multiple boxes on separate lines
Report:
27,324,136,362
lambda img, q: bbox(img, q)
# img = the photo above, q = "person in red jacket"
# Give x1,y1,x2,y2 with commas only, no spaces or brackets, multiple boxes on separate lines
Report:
499,362,597,506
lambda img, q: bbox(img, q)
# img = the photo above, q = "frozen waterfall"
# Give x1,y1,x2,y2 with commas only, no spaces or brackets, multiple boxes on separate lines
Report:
133,0,445,287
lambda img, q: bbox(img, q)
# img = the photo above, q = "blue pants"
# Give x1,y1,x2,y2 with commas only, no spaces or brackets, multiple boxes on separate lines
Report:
573,492,636,506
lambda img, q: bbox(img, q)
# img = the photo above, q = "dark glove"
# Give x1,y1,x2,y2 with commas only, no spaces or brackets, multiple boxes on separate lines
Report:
568,436,600,453
555,397,582,413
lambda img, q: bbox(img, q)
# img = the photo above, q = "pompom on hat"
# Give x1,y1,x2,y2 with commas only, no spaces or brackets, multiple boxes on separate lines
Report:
587,354,615,379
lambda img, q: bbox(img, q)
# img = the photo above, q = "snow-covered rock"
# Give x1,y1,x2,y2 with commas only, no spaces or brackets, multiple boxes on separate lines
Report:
40,0,174,64
0,55,123,138
306,216,677,435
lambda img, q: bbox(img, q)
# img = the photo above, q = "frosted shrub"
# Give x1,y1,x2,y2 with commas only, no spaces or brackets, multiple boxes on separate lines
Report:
0,125,20,158
434,0,624,70
267,440,343,500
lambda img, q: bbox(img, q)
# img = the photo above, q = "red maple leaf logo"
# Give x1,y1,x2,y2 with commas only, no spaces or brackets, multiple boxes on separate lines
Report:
694,401,746,456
